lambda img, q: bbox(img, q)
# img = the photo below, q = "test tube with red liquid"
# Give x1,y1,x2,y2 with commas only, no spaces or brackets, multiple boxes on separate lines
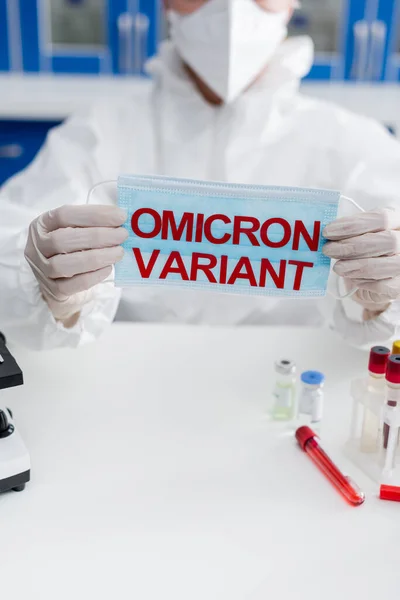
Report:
296,426,365,506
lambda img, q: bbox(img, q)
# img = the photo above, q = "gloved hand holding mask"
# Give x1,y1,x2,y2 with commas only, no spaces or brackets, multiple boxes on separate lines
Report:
24,205,128,326
323,207,400,316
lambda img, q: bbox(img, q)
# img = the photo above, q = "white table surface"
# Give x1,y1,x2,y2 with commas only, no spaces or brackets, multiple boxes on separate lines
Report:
1,323,399,599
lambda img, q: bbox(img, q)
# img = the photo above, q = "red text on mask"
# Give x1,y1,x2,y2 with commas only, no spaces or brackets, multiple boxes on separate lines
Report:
129,208,322,291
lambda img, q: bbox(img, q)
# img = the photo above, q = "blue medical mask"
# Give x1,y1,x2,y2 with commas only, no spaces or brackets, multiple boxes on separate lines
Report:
114,175,342,298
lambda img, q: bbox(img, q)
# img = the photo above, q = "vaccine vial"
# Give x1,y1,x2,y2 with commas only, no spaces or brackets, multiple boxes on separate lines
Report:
298,371,325,428
360,346,390,453
271,359,296,421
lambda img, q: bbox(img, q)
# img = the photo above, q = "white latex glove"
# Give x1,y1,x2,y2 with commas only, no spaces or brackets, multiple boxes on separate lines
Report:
323,207,400,315
24,205,128,325
260,0,299,9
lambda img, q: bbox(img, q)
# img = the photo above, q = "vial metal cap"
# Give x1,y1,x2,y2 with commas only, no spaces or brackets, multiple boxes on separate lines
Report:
386,355,400,384
300,370,325,386
368,345,390,375
274,359,296,375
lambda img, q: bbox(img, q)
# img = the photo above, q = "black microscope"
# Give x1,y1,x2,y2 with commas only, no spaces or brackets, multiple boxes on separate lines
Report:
0,331,30,493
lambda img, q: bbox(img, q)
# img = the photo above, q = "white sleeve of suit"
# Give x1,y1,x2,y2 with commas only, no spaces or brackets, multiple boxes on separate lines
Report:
0,109,121,350
330,115,400,349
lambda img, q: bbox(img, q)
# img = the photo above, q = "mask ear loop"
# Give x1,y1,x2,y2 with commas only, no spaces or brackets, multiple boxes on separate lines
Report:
86,179,119,287
327,195,365,301
86,180,117,205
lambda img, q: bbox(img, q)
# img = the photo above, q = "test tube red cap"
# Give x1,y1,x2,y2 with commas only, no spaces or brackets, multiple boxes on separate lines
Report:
386,355,400,384
295,426,316,451
379,484,400,502
368,346,390,375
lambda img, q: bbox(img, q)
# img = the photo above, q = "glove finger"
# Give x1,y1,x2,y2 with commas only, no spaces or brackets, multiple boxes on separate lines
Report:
323,207,400,241
353,292,391,313
323,230,400,259
342,280,393,311
42,288,94,321
334,255,400,280
40,205,127,232
42,246,124,279
40,226,128,257
260,0,296,9
46,266,113,299
350,276,400,301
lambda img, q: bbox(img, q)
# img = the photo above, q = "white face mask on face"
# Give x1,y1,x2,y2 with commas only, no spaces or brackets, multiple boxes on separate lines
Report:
168,0,289,103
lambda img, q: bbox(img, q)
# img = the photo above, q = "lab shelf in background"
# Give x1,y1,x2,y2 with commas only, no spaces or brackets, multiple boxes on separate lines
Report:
17,0,160,76
0,0,367,81
0,74,398,187
382,0,400,81
301,81,400,128
0,73,151,120
0,73,399,124
0,73,151,185
0,119,61,185
289,0,400,82
288,0,367,81
0,0,398,82
0,0,9,72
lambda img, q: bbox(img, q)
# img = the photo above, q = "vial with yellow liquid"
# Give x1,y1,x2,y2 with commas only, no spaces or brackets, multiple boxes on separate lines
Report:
271,359,297,421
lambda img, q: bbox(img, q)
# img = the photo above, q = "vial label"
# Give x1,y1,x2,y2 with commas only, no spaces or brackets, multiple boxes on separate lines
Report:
387,387,400,406
271,384,295,421
299,390,323,425
311,395,323,423
299,392,313,416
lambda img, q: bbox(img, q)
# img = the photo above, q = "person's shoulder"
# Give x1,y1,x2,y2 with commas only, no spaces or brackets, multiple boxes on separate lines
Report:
64,79,155,132
294,92,387,136
291,91,394,154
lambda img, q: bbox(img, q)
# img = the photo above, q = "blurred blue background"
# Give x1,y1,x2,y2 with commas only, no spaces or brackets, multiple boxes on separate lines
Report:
0,0,399,185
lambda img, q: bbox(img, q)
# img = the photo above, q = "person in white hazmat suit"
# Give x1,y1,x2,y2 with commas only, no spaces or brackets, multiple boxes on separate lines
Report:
1,0,400,351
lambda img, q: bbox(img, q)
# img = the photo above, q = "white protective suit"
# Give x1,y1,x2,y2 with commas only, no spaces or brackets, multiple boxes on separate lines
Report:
1,36,400,350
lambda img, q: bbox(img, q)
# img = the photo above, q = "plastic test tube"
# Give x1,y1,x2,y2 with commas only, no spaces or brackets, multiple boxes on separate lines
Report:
296,426,365,506
360,346,390,453
367,346,391,390
380,358,400,501
383,355,400,450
